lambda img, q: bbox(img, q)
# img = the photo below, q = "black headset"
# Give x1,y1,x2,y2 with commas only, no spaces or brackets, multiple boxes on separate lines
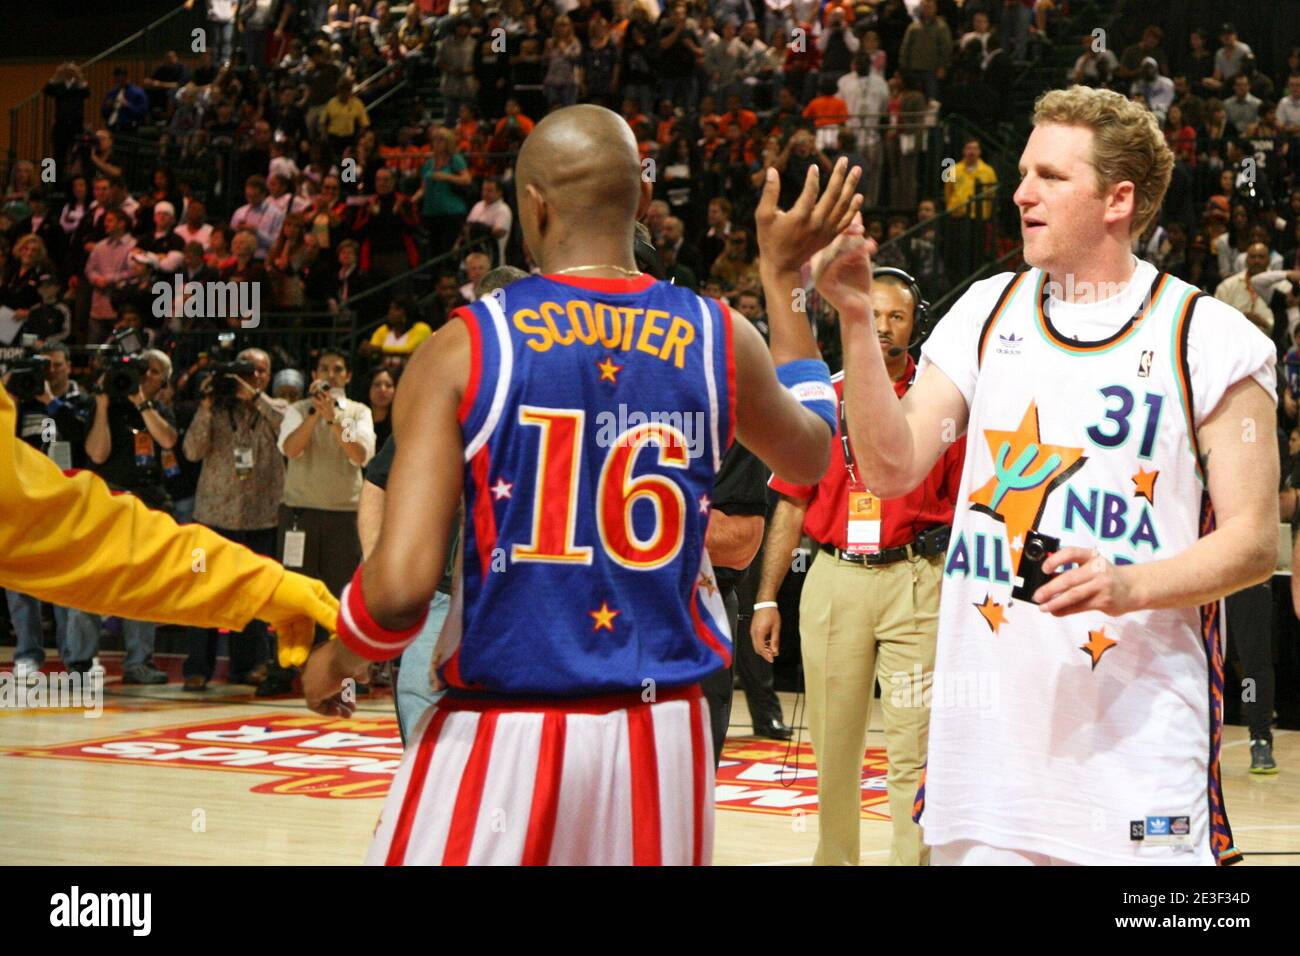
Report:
872,265,933,353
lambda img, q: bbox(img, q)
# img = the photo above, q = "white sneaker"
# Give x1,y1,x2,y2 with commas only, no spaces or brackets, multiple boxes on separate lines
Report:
12,659,38,681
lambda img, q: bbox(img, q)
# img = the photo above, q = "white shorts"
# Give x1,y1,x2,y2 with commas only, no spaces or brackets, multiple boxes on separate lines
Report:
932,840,1080,867
366,685,714,865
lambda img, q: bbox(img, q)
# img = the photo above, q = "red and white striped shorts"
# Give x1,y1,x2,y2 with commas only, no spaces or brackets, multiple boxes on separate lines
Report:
367,684,714,865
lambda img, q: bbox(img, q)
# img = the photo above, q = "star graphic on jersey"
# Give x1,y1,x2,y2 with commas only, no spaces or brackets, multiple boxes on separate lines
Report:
1079,627,1118,670
698,572,718,598
589,601,620,632
1131,466,1159,505
596,356,623,384
969,400,1086,575
490,477,513,500
698,494,712,514
973,594,1008,634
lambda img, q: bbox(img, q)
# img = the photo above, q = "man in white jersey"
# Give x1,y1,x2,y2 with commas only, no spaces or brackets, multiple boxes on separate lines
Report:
815,86,1279,865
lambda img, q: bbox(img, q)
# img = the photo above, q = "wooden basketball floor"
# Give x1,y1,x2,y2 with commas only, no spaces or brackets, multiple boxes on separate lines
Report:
1,655,1296,866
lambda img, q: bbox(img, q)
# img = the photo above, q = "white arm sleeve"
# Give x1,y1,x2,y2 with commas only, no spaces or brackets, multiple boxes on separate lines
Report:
1186,294,1278,428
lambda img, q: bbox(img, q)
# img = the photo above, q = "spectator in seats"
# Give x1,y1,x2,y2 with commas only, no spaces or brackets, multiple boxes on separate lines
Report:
945,136,998,220
1118,26,1168,83
84,208,136,344
174,198,214,249
425,271,467,329
899,0,952,102
229,175,282,260
414,127,472,259
458,250,491,301
353,166,421,285
322,78,371,162
709,225,759,297
543,15,583,109
44,63,91,176
101,67,148,133
181,348,285,690
323,238,371,318
438,16,479,123
267,213,320,310
1132,57,1174,124
363,293,432,365
464,177,513,265
700,196,732,276
1206,22,1253,95
816,6,859,90
367,366,397,450
1224,73,1261,137
1069,32,1118,88
1216,241,1279,335
657,2,704,109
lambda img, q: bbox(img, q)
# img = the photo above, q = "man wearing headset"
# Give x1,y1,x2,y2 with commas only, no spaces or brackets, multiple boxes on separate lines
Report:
750,268,965,866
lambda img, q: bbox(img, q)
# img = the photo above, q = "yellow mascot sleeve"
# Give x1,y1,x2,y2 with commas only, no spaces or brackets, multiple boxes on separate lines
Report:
0,386,335,663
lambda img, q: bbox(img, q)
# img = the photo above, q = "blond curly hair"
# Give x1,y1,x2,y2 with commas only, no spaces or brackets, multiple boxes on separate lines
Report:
1032,86,1174,237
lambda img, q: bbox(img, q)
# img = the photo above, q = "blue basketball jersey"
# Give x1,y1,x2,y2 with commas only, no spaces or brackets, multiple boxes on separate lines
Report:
441,273,735,696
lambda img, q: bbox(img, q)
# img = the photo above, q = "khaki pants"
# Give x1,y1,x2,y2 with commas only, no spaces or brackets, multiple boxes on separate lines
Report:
800,548,941,865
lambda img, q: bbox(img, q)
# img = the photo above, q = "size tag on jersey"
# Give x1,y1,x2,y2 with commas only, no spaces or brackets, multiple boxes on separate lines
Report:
133,429,155,468
234,445,254,479
845,490,882,555
161,448,181,478
1130,815,1193,849
48,440,71,471
282,529,306,569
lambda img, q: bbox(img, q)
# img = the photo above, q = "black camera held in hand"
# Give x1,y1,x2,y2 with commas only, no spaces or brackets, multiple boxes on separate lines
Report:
96,326,150,400
1012,530,1061,604
4,354,53,402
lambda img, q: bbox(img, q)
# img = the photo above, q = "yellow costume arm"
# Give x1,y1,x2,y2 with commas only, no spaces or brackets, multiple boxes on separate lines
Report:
0,388,334,659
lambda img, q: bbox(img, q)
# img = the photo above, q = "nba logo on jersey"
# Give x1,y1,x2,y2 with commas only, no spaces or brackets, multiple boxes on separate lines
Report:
1138,350,1153,377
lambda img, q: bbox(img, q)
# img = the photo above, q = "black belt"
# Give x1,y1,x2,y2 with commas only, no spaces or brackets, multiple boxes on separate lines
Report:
818,540,914,566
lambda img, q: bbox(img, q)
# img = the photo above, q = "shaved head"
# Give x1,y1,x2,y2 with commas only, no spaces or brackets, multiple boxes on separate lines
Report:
516,105,646,271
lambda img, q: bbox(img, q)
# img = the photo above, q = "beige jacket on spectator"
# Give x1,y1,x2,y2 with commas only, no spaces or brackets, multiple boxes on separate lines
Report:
277,396,375,511
184,393,287,530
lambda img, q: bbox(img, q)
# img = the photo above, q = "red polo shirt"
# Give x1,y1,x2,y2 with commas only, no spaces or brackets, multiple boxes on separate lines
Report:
768,359,966,550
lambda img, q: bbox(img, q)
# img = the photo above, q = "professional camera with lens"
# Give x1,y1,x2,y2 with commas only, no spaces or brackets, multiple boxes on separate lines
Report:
5,354,53,402
209,358,257,401
1011,530,1061,604
98,326,150,400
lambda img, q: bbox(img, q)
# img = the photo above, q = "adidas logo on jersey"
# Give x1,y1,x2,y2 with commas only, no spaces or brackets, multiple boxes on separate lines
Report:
995,332,1023,355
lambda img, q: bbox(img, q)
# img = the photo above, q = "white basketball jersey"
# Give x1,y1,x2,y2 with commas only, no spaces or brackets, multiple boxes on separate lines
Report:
915,260,1275,865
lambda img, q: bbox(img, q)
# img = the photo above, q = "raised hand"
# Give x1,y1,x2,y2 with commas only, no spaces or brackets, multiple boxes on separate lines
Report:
811,211,878,321
755,155,863,273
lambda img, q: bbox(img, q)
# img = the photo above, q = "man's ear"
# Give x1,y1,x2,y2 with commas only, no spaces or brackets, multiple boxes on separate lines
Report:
524,182,547,234
637,176,653,221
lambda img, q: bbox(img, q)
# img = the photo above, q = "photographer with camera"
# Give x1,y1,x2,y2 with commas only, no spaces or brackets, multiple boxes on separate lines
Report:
70,346,179,684
751,269,964,867
181,347,286,691
262,348,374,696
2,342,95,679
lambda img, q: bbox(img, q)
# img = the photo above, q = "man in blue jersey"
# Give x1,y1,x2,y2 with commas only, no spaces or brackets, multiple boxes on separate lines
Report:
303,104,861,865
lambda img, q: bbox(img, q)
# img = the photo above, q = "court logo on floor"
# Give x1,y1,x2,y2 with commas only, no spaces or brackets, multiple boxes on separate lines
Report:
716,739,891,819
7,714,403,799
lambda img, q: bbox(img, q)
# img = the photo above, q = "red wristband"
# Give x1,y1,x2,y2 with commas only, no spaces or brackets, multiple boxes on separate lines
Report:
336,565,429,661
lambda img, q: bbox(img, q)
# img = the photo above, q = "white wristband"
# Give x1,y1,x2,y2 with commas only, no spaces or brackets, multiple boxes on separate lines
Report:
753,601,779,611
